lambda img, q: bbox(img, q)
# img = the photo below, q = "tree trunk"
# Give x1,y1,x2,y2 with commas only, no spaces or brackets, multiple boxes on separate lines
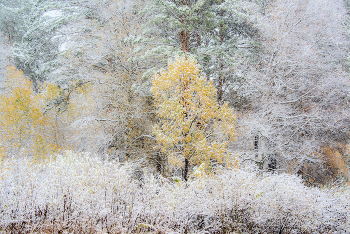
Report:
217,0,225,104
179,0,190,52
180,31,190,52
183,157,189,181
196,33,201,47
217,63,224,104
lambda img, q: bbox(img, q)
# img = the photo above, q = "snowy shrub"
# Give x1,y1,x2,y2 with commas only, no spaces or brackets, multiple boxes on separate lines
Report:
0,151,349,233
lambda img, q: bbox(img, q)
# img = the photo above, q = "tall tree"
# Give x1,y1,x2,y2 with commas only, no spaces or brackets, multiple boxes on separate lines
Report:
55,0,159,167
137,0,260,103
0,0,27,44
0,0,76,92
152,56,236,181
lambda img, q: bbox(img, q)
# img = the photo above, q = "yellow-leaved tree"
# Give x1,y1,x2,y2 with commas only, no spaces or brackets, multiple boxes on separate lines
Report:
0,66,61,160
152,56,237,181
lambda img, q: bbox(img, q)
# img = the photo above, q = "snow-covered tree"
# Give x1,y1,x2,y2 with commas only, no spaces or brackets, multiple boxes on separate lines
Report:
54,0,160,167
233,0,350,183
0,33,12,93
0,66,63,159
0,0,77,92
0,0,28,44
138,0,260,103
152,56,236,180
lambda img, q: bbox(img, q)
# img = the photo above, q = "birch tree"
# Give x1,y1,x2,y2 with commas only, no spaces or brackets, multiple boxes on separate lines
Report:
152,56,236,180
0,66,62,159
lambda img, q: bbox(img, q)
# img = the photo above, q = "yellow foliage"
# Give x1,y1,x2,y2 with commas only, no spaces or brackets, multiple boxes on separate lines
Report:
0,66,62,159
152,56,237,170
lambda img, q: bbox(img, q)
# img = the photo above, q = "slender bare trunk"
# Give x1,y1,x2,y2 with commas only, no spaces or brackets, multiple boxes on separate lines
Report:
217,0,225,104
196,33,201,47
183,157,189,181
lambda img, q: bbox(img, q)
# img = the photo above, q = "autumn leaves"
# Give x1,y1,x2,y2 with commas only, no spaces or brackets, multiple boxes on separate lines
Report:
0,66,61,159
152,56,237,180
0,56,237,180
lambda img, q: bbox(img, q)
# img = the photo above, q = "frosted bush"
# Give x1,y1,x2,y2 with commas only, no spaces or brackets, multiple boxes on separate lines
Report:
0,151,349,233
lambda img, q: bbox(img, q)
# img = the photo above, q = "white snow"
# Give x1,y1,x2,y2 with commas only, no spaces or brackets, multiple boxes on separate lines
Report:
43,10,62,18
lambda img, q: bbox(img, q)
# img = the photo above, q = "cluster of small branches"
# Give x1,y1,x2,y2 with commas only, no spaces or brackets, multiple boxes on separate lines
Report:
0,151,348,233
231,0,350,178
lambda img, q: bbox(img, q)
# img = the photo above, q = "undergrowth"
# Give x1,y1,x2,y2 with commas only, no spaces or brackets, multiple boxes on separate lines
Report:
0,151,349,233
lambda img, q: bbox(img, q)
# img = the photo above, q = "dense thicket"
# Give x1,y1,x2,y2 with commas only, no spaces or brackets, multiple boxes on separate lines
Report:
0,152,349,233
232,0,350,184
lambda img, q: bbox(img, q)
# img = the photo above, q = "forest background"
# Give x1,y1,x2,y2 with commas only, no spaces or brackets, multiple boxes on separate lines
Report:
0,0,350,233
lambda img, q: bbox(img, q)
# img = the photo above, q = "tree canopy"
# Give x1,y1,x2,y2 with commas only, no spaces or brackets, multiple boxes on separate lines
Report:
152,56,236,180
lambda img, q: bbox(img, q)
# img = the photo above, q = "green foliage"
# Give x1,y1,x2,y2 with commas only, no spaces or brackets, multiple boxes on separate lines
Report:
0,0,76,91
134,0,261,105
